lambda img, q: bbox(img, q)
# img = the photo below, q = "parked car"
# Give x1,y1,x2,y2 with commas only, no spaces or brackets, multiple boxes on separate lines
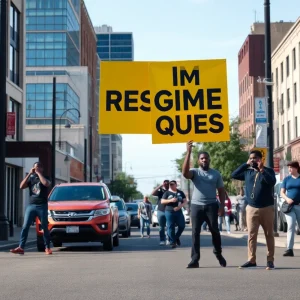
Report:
110,196,131,237
152,205,158,227
35,183,119,251
182,207,190,224
125,203,140,228
274,181,300,235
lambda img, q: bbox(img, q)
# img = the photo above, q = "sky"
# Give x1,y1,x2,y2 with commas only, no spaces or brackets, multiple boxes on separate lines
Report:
85,0,299,195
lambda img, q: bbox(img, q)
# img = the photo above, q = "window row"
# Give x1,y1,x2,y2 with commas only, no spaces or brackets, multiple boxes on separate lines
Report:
277,83,298,114
275,43,300,85
97,46,132,53
96,40,132,46
276,117,299,148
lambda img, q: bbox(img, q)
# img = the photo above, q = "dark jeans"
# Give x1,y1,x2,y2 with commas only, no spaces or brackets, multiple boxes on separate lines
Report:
20,204,51,249
165,209,185,244
191,203,222,263
157,210,167,242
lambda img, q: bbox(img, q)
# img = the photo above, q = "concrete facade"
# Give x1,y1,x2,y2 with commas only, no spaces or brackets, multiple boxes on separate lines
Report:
4,0,26,229
272,17,300,180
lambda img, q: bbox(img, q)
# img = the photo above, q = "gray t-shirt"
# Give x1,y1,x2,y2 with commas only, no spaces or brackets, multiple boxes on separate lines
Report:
190,168,224,205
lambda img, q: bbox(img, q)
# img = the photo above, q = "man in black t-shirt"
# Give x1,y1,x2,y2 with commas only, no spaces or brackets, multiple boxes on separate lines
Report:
151,179,170,245
161,180,187,248
10,162,52,255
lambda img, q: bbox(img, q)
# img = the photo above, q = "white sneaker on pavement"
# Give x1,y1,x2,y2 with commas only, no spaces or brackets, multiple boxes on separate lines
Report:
159,241,165,246
166,240,170,245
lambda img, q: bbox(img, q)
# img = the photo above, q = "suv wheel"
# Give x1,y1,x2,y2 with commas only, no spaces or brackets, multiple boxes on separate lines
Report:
52,241,62,248
113,230,119,247
103,234,113,251
37,235,45,252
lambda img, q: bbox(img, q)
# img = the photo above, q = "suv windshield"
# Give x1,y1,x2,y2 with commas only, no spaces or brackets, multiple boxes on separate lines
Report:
111,201,125,211
125,203,138,211
49,185,106,201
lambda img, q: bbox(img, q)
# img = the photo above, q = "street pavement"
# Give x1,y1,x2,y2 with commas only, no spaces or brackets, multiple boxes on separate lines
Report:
0,226,300,300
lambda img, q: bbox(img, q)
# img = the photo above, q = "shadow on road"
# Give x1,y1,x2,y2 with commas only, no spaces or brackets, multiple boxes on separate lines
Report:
54,228,268,254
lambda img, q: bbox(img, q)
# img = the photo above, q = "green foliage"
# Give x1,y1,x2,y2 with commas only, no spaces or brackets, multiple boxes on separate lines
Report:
108,172,142,202
174,118,248,194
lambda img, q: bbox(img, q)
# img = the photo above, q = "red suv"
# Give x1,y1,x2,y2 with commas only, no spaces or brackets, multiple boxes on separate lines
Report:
35,182,119,251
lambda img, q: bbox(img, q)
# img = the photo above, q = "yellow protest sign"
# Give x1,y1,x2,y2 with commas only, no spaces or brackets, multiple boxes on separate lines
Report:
99,61,151,134
251,147,268,163
149,60,230,144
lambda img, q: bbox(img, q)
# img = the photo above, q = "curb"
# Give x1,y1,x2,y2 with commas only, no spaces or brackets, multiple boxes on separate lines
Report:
0,239,36,251
228,233,300,250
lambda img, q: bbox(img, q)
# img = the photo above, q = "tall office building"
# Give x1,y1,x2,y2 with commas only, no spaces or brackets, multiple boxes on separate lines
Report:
25,0,81,125
25,0,99,181
95,25,134,183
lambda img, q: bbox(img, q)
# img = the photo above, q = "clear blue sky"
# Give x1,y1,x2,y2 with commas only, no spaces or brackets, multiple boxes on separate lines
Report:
85,0,299,195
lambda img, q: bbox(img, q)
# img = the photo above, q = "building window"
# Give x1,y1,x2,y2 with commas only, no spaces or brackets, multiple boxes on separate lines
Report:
275,68,278,86
294,83,297,103
280,62,284,82
282,124,285,145
296,117,298,138
280,93,284,114
287,88,290,108
288,121,291,142
293,47,296,70
10,4,20,86
276,128,279,148
286,56,290,77
8,99,20,140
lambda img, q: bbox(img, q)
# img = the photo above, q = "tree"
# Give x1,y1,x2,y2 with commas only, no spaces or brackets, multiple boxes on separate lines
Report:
174,118,248,194
108,172,142,202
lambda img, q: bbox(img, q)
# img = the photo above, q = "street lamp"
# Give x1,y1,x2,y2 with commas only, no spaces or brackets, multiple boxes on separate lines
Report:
58,108,81,150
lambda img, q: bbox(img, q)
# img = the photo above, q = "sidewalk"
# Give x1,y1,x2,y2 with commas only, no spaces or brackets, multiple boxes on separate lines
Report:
227,225,300,250
0,226,36,251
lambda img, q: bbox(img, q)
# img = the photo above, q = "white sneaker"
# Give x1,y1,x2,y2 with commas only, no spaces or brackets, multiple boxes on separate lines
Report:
220,231,223,235
159,241,165,246
227,231,231,234
166,240,170,245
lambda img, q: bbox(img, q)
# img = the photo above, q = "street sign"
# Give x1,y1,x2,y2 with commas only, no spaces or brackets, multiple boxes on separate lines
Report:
255,97,267,123
256,123,267,148
6,112,16,136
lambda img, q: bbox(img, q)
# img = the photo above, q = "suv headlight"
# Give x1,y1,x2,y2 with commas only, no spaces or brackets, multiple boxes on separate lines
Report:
48,210,52,217
94,209,110,217
119,216,127,221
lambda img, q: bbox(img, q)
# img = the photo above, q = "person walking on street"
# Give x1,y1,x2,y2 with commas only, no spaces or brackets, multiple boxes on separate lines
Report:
231,150,276,270
138,196,152,238
182,140,227,269
151,180,170,245
10,162,52,255
236,187,247,231
161,180,187,248
280,161,300,257
218,195,232,234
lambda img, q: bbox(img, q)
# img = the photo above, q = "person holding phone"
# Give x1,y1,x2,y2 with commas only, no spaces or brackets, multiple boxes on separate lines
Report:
161,180,187,248
231,150,276,270
10,162,52,255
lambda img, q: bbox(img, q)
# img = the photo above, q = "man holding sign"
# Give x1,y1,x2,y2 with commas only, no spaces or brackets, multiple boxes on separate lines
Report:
182,140,227,268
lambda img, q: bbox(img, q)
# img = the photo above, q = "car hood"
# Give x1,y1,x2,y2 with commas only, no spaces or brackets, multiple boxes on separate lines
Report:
48,200,109,211
128,211,138,216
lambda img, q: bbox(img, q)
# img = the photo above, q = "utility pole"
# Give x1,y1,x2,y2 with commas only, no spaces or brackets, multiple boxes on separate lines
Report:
0,0,9,240
264,0,278,236
84,138,87,182
111,154,114,194
89,116,93,182
51,77,56,189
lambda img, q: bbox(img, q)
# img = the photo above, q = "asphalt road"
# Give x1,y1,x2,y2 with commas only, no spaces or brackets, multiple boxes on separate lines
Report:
0,226,299,300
